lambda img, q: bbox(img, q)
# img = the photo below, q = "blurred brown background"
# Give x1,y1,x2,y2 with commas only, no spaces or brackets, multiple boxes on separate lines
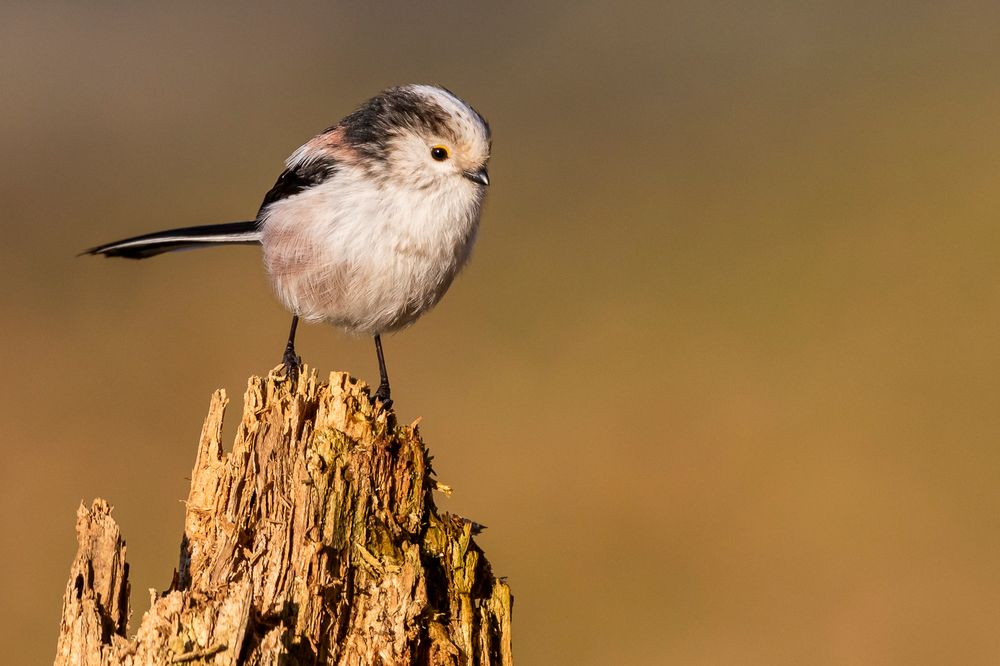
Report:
3,1,1000,663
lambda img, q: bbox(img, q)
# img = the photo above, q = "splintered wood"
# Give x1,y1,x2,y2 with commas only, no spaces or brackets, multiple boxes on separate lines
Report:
55,370,512,666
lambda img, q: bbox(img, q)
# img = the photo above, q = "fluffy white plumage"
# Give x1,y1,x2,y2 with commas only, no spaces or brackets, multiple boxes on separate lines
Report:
260,85,490,335
261,159,484,334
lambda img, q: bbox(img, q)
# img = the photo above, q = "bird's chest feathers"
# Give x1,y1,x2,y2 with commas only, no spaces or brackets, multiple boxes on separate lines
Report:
376,183,479,265
297,174,479,272
262,173,480,329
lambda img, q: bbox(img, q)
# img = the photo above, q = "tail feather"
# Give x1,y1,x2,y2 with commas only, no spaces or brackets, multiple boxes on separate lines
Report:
84,221,261,259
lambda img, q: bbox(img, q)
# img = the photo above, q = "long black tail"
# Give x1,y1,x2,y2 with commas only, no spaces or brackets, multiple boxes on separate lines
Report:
83,221,261,259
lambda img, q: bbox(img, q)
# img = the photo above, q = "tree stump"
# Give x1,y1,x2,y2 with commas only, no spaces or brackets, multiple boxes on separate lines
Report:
54,369,513,665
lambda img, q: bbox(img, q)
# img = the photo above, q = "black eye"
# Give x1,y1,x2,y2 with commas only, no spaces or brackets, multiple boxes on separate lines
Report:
431,145,450,161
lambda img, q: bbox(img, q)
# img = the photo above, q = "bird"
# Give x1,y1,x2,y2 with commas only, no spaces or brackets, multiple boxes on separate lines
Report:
85,84,491,409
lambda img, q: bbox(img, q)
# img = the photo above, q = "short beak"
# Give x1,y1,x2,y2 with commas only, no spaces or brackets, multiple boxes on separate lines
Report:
464,168,490,187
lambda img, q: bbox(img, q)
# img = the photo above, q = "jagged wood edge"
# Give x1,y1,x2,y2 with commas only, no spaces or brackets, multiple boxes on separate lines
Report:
54,369,512,666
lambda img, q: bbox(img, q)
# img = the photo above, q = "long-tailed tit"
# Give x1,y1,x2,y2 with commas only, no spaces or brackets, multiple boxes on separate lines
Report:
86,84,492,407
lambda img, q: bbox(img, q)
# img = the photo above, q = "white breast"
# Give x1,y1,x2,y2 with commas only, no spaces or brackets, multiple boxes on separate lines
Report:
259,166,482,335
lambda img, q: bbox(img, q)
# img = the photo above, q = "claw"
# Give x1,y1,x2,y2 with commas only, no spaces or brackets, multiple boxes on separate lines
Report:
282,347,301,384
373,383,393,411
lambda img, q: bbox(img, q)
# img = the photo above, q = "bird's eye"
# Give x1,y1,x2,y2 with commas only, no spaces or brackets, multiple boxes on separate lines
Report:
430,145,450,161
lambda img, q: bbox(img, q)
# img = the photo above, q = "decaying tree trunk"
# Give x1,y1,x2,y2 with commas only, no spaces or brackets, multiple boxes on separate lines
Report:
55,369,513,665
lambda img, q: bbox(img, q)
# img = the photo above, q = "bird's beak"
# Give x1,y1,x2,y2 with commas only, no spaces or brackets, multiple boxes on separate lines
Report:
464,168,490,187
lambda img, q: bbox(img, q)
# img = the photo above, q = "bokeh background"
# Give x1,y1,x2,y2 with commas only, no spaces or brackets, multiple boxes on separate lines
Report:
3,1,1000,663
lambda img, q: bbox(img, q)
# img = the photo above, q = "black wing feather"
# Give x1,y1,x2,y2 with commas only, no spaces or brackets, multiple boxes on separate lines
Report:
257,157,337,213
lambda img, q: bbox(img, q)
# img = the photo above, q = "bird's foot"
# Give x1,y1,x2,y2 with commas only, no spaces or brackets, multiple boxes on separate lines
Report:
282,346,302,384
373,383,393,411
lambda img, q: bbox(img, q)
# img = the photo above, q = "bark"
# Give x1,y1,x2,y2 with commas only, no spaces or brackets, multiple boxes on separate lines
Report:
55,369,513,665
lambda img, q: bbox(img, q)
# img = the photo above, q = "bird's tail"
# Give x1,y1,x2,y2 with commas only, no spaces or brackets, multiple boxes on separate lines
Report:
83,221,261,259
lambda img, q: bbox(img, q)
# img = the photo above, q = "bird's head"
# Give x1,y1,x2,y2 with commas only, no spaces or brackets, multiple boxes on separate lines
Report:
341,84,491,192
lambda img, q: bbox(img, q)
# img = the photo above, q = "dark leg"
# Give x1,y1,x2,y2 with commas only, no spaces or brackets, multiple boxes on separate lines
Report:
282,315,301,382
373,334,392,409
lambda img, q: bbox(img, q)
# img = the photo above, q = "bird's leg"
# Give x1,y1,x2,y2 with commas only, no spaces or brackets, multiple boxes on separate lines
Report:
282,315,301,383
373,334,393,409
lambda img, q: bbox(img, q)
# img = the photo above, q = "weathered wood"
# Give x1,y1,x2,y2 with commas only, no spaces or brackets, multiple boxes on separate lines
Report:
55,369,512,665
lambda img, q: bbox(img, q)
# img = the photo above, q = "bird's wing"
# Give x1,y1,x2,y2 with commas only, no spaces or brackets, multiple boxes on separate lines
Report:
258,127,344,214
